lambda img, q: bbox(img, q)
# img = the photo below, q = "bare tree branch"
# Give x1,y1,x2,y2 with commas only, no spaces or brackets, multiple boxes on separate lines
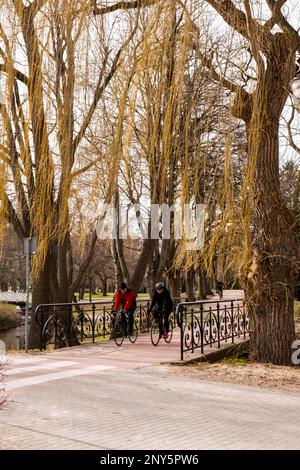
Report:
265,0,300,46
71,155,103,180
0,23,28,86
1,194,26,239
205,0,251,40
205,0,273,51
176,1,245,95
1,102,30,232
243,0,265,76
92,0,158,15
70,230,98,295
286,105,300,156
28,0,48,17
264,0,288,32
194,47,244,95
73,19,139,155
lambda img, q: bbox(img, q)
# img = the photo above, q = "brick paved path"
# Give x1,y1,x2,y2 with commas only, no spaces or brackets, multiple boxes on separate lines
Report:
1,332,300,450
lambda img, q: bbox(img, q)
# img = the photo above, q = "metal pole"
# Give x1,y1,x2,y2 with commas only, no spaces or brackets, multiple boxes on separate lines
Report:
25,250,30,353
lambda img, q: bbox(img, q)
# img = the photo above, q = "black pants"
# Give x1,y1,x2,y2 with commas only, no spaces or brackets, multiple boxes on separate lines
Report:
121,306,135,334
155,309,171,335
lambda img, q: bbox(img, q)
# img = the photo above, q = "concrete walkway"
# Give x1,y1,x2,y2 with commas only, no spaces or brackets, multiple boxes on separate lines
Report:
1,327,300,450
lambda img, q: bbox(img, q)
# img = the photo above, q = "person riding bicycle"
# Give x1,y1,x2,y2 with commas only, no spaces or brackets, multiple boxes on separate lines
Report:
113,282,137,335
215,279,223,299
148,282,173,339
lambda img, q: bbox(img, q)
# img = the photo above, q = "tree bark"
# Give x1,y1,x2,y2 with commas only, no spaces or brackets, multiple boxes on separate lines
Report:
168,270,181,299
100,276,108,296
29,251,54,349
111,239,123,287
79,277,86,300
130,238,153,291
245,121,298,363
186,269,195,301
244,39,299,364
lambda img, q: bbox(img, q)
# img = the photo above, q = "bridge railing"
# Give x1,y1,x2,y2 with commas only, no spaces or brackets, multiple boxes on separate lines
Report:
176,298,249,360
35,297,182,350
0,291,28,303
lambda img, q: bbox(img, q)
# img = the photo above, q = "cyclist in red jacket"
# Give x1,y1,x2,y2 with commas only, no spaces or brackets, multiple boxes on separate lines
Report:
113,282,137,335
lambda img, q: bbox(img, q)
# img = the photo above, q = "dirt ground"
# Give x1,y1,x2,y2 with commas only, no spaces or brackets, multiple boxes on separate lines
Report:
167,360,300,394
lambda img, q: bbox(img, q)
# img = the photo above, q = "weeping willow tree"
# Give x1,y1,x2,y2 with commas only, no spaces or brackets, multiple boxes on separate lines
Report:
87,0,300,364
0,0,138,347
109,1,235,298
119,2,184,295
108,0,300,364
101,1,199,295
176,0,300,364
0,0,299,362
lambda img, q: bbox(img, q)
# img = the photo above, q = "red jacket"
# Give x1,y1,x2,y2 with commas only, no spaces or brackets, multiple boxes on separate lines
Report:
114,288,137,312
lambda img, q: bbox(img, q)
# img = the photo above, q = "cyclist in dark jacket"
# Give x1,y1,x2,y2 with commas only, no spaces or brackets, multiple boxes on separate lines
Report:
148,282,173,338
215,280,223,299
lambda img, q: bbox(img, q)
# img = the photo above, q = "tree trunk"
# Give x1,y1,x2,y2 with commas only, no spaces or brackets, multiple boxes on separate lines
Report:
186,269,195,301
146,268,156,297
245,121,298,363
196,271,206,299
204,277,214,296
79,276,86,300
101,276,108,296
30,242,81,349
130,238,153,291
147,241,160,295
57,237,72,302
168,270,181,299
111,239,123,288
29,252,54,349
244,47,299,364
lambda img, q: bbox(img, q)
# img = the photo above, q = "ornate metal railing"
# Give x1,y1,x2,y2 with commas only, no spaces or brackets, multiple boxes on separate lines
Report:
35,297,182,350
176,299,249,360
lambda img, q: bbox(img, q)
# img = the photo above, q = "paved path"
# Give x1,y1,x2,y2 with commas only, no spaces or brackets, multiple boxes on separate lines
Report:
1,331,300,450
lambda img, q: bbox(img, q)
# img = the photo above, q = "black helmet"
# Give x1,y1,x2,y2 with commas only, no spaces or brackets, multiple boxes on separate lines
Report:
119,282,127,290
155,282,165,290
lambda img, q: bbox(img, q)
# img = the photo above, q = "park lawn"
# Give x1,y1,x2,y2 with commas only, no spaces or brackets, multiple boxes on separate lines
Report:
77,292,152,301
77,293,114,300
167,360,300,394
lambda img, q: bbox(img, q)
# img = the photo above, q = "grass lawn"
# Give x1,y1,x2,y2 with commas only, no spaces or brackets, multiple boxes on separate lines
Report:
76,293,114,300
77,292,151,301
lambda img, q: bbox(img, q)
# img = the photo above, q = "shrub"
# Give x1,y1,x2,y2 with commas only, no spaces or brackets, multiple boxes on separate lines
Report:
0,304,21,331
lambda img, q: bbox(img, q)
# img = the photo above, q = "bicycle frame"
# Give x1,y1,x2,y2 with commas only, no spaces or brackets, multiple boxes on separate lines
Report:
112,309,137,346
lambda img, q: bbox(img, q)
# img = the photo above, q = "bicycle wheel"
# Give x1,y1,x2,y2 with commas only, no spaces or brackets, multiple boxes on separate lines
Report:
113,319,125,346
164,319,173,343
128,321,138,343
150,319,160,347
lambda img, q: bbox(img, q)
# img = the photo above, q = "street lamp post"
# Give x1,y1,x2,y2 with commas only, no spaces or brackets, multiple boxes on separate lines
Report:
23,238,37,352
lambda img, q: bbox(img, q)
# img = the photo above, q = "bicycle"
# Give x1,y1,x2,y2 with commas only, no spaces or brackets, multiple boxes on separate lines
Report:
150,310,173,347
112,309,138,346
